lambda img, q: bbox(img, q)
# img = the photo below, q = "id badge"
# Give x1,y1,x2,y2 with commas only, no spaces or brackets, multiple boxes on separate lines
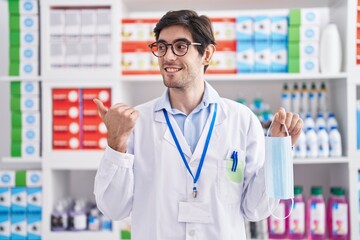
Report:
178,201,213,224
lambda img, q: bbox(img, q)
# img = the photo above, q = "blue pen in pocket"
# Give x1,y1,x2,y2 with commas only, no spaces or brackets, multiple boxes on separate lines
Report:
231,151,238,172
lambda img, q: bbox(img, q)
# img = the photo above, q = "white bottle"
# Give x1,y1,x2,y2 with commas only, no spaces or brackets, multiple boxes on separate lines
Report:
327,113,338,132
318,82,327,113
304,113,315,131
291,83,301,113
315,113,326,132
295,129,307,158
309,83,318,118
281,83,291,112
329,126,342,157
320,23,342,73
306,127,318,158
317,126,329,158
300,83,309,114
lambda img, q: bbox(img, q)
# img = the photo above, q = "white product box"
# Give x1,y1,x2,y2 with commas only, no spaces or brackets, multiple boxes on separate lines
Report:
300,41,319,57
236,41,254,73
65,43,80,66
21,141,40,157
80,42,96,66
81,9,97,35
21,112,40,127
149,54,159,72
122,52,151,72
209,51,236,72
0,172,15,187
301,9,321,25
26,172,42,187
270,15,288,42
20,15,38,31
11,212,27,239
27,187,42,212
300,57,319,73
27,212,41,239
11,187,27,213
96,42,112,67
20,46,38,62
236,16,253,41
19,0,38,15
0,188,11,212
271,42,288,72
96,9,111,35
50,9,65,36
254,16,271,42
21,31,38,46
0,213,10,239
65,9,81,36
254,41,271,72
20,62,38,76
19,82,39,95
122,20,152,41
212,18,236,40
17,96,39,111
21,127,40,142
300,26,320,42
50,42,65,68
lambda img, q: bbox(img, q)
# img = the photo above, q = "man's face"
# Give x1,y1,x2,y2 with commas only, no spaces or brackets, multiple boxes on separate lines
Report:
157,25,205,89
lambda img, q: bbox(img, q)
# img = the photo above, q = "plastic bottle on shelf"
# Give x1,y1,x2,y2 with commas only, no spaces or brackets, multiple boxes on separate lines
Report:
68,201,87,231
250,94,264,117
327,113,339,133
294,129,306,158
320,23,342,74
317,126,329,158
327,187,349,240
329,126,342,157
88,207,101,231
281,83,291,112
51,201,68,231
101,214,112,231
288,186,306,239
315,113,327,132
300,82,309,115
306,127,318,158
318,82,328,113
307,186,326,239
291,83,301,113
309,83,318,118
267,199,288,239
304,113,315,131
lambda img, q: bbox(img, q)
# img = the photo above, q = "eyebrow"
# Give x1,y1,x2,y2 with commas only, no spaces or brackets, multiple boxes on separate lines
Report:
157,38,191,44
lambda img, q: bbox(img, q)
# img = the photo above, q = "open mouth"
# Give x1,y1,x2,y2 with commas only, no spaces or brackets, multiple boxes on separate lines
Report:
165,67,182,73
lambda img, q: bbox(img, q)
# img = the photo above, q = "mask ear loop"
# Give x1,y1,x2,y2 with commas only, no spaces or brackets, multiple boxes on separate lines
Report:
266,113,294,220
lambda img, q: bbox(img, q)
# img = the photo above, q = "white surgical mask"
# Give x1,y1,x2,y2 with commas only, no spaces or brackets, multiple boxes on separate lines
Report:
264,119,294,219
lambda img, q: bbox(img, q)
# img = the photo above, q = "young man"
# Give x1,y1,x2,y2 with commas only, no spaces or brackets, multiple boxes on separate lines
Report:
94,10,303,240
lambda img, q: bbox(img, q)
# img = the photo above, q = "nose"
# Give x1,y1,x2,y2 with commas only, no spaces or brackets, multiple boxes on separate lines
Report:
163,45,177,61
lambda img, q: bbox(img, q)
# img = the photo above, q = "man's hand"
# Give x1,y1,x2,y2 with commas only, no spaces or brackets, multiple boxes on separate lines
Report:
93,98,139,153
270,107,303,146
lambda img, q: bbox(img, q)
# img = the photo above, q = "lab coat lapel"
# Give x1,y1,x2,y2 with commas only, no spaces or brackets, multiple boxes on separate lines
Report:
154,110,192,159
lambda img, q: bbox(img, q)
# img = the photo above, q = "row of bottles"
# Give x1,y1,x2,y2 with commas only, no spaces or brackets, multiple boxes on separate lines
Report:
268,186,349,240
281,82,328,117
51,199,112,232
294,113,342,158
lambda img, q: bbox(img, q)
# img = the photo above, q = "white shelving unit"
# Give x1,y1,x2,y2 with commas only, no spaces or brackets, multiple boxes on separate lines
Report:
1,0,359,239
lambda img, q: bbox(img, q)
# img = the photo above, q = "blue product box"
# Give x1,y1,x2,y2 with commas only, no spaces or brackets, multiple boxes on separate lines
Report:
0,188,11,213
26,171,42,187
236,41,254,73
254,41,270,73
0,213,10,239
27,212,41,240
0,172,15,188
11,188,27,213
271,42,288,73
27,188,42,213
236,16,253,41
254,16,270,42
270,15,288,42
11,212,27,240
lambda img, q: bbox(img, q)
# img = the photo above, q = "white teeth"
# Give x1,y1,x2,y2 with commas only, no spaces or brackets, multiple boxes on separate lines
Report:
165,68,180,72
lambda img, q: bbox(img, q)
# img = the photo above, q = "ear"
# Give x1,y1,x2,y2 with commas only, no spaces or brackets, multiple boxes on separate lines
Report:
202,44,216,65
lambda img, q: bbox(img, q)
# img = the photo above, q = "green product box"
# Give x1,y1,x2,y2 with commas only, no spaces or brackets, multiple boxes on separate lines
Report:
288,42,300,58
289,9,301,26
10,94,21,112
9,61,20,76
10,31,20,47
288,58,300,73
11,142,21,157
11,82,21,95
12,112,23,128
121,230,131,240
8,0,20,14
9,15,20,31
16,170,26,187
11,128,22,143
10,47,20,61
288,26,300,42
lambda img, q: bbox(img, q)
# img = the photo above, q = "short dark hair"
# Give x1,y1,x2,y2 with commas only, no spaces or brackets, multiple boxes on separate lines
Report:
153,10,216,72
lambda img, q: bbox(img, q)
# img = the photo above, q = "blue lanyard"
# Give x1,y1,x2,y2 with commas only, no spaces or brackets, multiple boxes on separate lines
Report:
162,103,217,198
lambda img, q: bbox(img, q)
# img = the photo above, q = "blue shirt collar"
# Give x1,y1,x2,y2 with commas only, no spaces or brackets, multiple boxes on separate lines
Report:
154,81,220,114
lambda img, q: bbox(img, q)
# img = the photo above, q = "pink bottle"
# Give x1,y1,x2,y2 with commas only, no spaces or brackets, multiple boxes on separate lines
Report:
307,186,326,239
288,186,305,239
267,199,288,239
327,187,350,240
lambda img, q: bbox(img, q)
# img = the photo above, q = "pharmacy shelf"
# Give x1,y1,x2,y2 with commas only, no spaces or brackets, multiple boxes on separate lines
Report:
293,156,349,164
42,151,104,169
43,231,118,240
122,72,348,82
2,156,42,163
0,76,41,82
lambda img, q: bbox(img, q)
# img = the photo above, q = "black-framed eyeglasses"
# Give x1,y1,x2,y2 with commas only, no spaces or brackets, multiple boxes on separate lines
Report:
148,39,201,57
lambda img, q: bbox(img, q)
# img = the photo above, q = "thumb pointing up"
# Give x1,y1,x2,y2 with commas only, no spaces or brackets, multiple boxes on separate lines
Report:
93,98,108,119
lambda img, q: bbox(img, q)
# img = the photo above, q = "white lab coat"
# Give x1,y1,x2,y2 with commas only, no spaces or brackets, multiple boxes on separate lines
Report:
94,95,277,240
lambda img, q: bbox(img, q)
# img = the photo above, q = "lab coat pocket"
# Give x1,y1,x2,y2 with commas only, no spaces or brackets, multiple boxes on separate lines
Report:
217,150,245,204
